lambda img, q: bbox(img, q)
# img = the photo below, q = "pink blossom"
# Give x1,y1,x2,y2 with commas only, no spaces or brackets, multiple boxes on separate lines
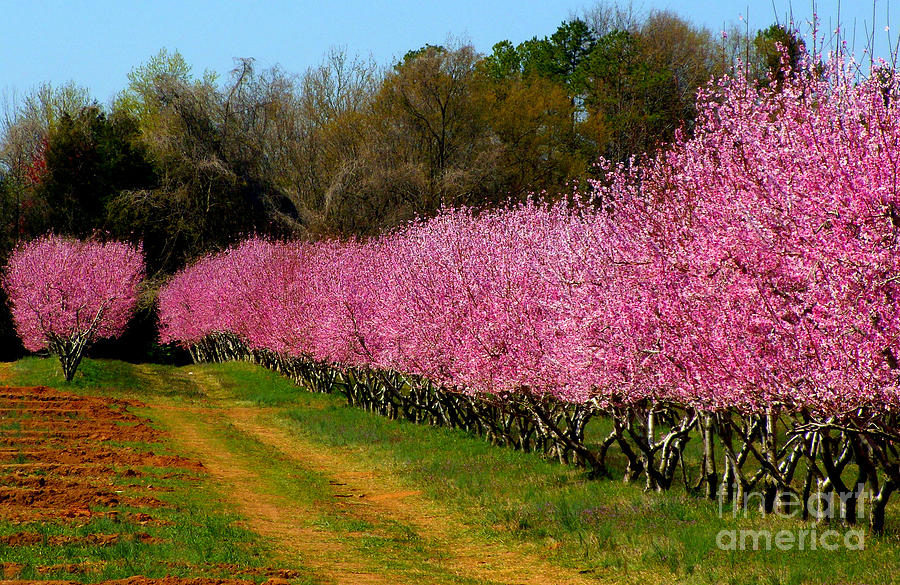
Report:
2,235,144,380
158,54,900,418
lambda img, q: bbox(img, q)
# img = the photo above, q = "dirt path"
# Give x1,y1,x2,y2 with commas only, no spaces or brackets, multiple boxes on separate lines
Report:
151,402,406,585
143,365,598,585
224,407,597,585
0,362,12,384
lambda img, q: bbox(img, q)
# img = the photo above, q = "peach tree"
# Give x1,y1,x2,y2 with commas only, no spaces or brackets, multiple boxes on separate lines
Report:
2,235,144,381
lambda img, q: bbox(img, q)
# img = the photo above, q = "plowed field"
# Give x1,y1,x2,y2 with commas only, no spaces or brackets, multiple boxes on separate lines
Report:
0,386,286,584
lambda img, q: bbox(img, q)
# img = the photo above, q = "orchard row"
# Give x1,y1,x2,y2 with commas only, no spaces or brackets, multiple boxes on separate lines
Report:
5,55,900,531
161,55,900,419
156,56,900,532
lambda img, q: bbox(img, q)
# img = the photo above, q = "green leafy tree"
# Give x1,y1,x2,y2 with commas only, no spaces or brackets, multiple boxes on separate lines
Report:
108,54,301,274
478,72,585,199
38,106,156,236
578,30,682,161
518,19,597,87
753,24,806,85
481,41,521,80
484,14,720,164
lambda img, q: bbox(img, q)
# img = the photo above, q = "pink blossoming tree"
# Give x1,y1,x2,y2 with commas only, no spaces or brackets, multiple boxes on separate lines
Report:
2,235,145,381
592,53,900,524
158,50,900,531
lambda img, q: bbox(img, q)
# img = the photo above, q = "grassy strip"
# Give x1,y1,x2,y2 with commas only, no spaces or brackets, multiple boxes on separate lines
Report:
5,358,900,584
245,378,900,585
4,357,201,399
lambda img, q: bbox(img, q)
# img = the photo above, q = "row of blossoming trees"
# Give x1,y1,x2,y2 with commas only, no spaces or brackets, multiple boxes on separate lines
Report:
156,56,900,532
3,54,898,533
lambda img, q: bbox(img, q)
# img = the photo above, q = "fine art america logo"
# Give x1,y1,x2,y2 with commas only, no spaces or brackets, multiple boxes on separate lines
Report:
716,485,868,551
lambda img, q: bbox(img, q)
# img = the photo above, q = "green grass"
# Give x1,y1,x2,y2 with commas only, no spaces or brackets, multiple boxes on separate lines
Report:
272,377,900,585
208,361,306,406
4,357,900,584
4,357,299,405
6,356,201,399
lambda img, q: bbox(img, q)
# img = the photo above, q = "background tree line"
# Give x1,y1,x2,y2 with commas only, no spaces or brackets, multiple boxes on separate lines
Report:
0,3,801,360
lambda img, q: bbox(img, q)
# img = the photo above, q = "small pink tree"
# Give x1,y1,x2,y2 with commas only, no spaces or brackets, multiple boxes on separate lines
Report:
2,235,144,381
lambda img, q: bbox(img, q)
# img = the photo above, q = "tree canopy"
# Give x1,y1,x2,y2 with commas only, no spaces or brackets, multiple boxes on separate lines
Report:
0,5,811,358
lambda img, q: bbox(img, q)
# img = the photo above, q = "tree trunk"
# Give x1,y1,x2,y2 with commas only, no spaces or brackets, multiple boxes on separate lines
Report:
871,478,896,535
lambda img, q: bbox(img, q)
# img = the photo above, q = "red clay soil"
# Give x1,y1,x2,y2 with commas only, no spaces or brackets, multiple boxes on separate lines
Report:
162,563,304,580
0,531,161,546
0,386,300,584
0,577,259,585
0,447,205,470
0,422,162,443
0,386,199,523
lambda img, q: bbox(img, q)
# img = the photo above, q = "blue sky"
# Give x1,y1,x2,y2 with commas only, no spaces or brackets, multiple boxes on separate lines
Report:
2,1,896,104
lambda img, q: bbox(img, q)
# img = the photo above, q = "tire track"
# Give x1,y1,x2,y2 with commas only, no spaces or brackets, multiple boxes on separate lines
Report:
152,402,409,585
